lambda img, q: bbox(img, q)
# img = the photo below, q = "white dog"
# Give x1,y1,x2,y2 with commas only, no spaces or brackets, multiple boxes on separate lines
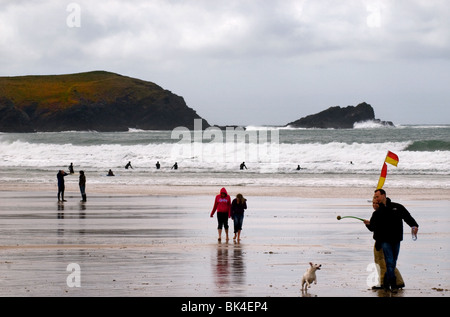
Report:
301,262,321,291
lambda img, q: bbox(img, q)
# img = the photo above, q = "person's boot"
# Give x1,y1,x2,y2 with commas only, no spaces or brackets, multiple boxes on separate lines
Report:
390,278,398,293
82,194,87,202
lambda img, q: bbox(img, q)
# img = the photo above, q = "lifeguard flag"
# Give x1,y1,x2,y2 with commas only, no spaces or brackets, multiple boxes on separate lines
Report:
376,162,388,189
385,151,399,166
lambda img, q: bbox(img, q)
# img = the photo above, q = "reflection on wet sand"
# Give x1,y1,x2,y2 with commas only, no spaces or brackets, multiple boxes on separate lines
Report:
56,202,87,245
213,242,245,296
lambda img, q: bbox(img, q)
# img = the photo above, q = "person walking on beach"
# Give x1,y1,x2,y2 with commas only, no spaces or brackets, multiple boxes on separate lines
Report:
79,170,86,202
366,198,405,289
57,170,68,202
364,189,419,292
231,193,247,241
210,187,232,241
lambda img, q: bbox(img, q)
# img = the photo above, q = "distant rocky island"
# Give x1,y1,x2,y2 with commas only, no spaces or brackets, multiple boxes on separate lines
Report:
286,102,394,129
0,71,394,132
0,71,210,132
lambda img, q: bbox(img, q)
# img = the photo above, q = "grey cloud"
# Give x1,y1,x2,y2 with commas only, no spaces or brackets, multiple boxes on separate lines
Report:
1,0,449,125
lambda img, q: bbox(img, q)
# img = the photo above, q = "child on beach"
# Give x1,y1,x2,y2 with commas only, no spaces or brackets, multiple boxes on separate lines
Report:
231,193,247,241
210,187,232,241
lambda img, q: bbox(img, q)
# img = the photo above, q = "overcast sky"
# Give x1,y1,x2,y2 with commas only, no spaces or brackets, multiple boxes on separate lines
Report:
1,0,449,126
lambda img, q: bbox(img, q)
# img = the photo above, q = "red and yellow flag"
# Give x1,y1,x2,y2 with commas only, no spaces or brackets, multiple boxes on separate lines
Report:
385,151,399,166
376,151,399,189
376,162,388,189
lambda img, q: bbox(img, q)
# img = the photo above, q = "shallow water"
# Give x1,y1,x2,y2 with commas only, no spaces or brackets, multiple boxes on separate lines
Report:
0,191,448,297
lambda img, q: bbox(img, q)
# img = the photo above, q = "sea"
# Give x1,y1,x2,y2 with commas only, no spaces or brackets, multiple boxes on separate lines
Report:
0,121,449,190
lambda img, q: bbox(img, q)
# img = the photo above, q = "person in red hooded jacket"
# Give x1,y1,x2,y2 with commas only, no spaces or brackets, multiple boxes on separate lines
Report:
210,187,232,241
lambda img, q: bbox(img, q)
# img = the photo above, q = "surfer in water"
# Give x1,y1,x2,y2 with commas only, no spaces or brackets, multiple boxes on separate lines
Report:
69,163,74,174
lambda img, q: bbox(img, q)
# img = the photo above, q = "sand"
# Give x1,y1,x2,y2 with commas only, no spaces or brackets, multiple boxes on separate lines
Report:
0,181,449,300
1,181,449,200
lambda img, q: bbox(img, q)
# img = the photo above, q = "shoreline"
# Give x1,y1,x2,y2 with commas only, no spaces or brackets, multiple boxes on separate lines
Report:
1,181,449,200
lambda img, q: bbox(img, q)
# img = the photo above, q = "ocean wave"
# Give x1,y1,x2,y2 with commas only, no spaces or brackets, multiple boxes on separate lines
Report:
405,140,450,152
398,124,450,129
1,128,449,192
256,121,396,130
1,138,448,173
353,120,396,129
246,125,300,131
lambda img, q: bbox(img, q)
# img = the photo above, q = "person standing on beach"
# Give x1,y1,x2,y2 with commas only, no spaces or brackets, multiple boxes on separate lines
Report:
240,162,247,170
231,193,247,241
69,163,74,174
57,170,68,202
365,198,405,289
364,189,419,292
125,161,133,169
156,161,160,169
79,170,86,202
210,187,232,241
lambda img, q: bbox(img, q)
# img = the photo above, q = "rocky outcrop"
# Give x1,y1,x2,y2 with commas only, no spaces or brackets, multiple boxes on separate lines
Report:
0,71,210,132
0,97,35,132
286,102,394,129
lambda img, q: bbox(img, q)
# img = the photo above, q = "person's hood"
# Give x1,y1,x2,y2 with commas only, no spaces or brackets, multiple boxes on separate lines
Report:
220,187,228,195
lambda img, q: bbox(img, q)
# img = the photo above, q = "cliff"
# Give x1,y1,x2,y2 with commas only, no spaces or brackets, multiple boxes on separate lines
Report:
286,102,394,129
0,71,210,132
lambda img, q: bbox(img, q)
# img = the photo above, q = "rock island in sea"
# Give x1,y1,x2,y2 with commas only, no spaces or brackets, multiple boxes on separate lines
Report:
286,102,394,129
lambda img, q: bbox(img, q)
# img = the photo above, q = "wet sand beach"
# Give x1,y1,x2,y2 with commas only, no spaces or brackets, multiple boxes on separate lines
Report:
0,183,449,298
